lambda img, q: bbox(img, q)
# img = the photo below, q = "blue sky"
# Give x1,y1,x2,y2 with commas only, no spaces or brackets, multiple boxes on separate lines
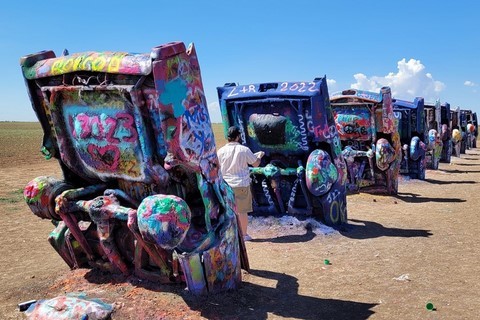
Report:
1,0,479,123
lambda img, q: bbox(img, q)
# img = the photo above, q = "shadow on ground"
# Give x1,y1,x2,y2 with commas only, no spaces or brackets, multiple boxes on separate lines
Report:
453,163,480,166
339,219,432,239
183,269,377,320
424,178,477,185
83,268,376,320
438,168,480,174
394,192,466,203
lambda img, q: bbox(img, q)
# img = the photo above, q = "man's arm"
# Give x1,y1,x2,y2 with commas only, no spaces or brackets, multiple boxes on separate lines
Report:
251,158,261,167
251,151,265,167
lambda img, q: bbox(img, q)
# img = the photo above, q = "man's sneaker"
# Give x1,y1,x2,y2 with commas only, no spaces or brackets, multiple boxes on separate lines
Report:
243,234,252,241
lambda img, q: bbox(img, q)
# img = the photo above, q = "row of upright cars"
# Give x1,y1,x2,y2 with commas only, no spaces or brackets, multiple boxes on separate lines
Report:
218,79,478,225
19,42,478,295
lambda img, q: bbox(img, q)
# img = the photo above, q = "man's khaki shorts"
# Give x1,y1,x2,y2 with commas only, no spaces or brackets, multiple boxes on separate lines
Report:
232,186,253,214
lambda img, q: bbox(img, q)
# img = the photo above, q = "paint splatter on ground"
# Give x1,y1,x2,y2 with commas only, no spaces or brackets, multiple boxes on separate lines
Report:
249,215,338,237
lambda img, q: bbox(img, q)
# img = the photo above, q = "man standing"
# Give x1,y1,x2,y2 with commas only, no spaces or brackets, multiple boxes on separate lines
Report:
217,126,264,241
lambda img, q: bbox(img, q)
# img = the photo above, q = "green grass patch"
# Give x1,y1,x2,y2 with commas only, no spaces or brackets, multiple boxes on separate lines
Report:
0,189,24,204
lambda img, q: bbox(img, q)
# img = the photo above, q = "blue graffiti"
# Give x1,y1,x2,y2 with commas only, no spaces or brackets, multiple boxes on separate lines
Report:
159,78,188,117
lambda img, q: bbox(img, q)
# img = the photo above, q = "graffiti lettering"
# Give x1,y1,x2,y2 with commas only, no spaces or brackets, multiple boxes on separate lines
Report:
313,125,323,138
325,125,337,140
50,53,129,76
237,116,246,144
326,189,340,203
305,110,314,134
312,124,338,140
179,103,217,169
262,179,275,207
287,179,299,208
184,104,209,130
71,112,138,144
343,123,368,136
227,85,256,97
240,85,256,94
345,140,368,151
297,113,309,151
329,200,346,224
279,82,317,93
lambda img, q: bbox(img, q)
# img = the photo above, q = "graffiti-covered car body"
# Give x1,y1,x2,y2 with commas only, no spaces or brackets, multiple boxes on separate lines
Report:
462,109,477,149
330,87,401,194
450,107,462,157
392,97,427,179
459,109,469,153
470,112,478,148
423,101,443,168
439,102,452,163
217,77,348,226
20,42,243,295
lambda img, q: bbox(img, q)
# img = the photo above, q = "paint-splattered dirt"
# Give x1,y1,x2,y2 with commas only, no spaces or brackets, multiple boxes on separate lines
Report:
1,123,479,319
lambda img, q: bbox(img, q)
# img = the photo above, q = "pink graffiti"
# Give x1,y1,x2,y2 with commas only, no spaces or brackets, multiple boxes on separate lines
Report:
72,112,138,143
87,145,121,171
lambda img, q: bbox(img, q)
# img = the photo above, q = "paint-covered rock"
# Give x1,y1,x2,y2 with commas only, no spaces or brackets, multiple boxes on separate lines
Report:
306,149,338,196
137,194,191,249
452,129,462,143
428,129,437,145
409,136,423,161
376,138,396,171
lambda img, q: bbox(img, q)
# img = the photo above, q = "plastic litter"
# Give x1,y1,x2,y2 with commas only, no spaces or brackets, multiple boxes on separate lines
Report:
24,293,113,320
393,274,410,281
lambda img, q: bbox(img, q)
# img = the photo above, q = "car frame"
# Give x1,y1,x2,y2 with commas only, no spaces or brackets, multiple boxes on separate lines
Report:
423,101,443,169
392,97,427,179
470,112,478,148
439,102,452,163
330,87,401,194
20,42,244,295
217,77,348,226
461,109,477,150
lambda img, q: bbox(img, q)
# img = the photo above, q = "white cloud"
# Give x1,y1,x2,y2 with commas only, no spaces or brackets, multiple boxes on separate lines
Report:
464,80,476,87
327,78,337,86
327,78,337,92
350,58,445,101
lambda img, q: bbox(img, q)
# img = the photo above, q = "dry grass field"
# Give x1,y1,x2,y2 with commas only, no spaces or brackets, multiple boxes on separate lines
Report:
0,122,479,319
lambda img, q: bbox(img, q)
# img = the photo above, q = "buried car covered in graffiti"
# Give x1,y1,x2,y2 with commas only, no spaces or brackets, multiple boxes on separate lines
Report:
217,77,348,226
20,42,244,295
330,87,401,194
392,97,427,179
461,109,477,150
450,107,463,157
423,101,444,168
439,102,452,163
466,111,478,149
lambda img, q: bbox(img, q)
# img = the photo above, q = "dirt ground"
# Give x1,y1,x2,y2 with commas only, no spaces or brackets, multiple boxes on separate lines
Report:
1,122,479,319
